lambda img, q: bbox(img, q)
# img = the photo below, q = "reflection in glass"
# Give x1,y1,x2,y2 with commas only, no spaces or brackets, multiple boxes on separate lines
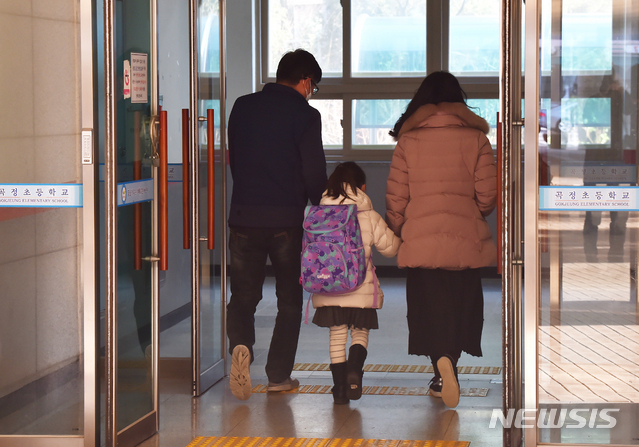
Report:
267,0,343,77
351,1,425,77
540,0,612,74
537,0,639,443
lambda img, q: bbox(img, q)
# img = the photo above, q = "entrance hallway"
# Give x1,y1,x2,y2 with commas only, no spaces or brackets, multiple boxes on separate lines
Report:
139,277,504,447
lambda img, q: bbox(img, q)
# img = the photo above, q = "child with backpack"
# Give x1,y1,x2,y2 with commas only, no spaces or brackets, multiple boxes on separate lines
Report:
307,162,401,405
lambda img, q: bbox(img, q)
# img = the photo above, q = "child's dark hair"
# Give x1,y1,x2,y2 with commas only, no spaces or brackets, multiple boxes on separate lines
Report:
326,162,366,203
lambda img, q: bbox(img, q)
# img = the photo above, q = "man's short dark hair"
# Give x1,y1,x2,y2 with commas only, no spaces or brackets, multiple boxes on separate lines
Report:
276,49,322,85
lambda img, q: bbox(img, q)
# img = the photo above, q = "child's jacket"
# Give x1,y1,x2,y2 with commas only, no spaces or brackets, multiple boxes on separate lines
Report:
311,186,401,310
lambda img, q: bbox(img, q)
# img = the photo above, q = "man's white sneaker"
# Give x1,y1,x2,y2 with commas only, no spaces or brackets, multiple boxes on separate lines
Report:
230,345,251,400
267,377,300,392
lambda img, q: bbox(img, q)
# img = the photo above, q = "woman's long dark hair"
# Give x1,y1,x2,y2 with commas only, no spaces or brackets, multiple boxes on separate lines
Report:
389,71,468,138
326,162,366,203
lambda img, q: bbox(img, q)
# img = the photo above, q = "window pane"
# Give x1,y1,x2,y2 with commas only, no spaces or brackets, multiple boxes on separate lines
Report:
449,0,500,75
267,0,342,77
310,99,343,148
351,1,426,77
352,99,409,148
467,99,499,146
541,0,612,74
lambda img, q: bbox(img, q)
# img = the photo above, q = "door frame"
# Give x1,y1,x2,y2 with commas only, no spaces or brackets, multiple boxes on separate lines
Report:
500,0,525,445
523,0,541,445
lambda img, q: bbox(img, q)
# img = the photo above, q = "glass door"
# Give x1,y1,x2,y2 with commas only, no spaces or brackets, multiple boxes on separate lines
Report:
156,0,225,397
191,0,226,396
524,0,639,444
101,0,159,445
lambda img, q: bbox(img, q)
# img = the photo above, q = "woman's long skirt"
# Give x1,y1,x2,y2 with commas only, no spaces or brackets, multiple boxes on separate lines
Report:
406,267,484,358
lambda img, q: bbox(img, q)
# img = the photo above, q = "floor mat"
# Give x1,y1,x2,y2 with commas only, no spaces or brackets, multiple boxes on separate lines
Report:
187,437,470,447
294,363,500,375
252,384,488,397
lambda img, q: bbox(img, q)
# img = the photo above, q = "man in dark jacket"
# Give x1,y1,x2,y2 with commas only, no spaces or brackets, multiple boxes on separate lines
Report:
226,49,327,400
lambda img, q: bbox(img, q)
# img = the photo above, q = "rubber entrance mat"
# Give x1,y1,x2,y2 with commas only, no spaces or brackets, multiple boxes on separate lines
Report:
187,437,470,447
252,384,488,397
294,363,500,375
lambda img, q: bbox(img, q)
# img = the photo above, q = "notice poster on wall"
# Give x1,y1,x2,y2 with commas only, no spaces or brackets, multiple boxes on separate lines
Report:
130,52,148,104
123,60,131,99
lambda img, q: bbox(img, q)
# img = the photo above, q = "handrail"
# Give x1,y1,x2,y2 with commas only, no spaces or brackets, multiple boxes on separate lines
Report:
207,109,215,250
182,109,190,249
134,110,142,270
160,110,168,270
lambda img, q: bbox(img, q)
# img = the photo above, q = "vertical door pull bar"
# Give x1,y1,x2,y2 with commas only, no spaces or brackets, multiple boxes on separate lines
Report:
160,110,169,271
207,109,215,250
496,112,502,275
134,110,143,270
182,109,190,249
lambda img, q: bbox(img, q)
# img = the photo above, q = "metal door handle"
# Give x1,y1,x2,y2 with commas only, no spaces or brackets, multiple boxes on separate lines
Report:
497,112,502,275
159,111,168,270
207,109,215,250
134,111,143,270
182,109,190,249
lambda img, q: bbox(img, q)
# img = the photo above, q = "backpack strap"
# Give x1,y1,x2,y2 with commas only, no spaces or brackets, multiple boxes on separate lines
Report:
304,291,313,324
369,255,379,309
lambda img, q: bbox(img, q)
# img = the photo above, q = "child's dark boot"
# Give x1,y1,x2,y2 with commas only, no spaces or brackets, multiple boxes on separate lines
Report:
330,362,349,405
346,344,367,400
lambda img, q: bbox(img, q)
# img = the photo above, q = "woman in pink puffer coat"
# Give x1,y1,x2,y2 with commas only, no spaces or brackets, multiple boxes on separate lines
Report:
385,71,497,409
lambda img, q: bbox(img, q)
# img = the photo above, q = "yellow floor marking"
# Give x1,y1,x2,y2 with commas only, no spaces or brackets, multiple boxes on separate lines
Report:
293,363,500,375
187,438,470,447
251,384,488,397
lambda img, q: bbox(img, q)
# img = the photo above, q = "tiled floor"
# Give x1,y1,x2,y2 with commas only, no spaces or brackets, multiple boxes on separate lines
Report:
138,277,505,447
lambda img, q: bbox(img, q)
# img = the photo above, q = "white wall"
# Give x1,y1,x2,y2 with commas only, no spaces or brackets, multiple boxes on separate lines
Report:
0,0,82,396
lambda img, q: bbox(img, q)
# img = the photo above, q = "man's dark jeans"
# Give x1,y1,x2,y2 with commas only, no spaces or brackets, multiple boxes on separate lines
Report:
227,226,304,384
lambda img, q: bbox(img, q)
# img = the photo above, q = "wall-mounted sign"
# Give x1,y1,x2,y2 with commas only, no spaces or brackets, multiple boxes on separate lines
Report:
0,184,82,207
117,179,154,206
130,52,148,104
539,186,639,211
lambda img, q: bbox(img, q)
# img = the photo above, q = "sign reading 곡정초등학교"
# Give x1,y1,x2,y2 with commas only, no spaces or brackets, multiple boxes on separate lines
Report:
0,184,82,207
539,186,639,211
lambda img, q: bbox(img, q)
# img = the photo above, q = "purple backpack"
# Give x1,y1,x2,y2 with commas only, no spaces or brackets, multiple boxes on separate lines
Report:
300,204,366,295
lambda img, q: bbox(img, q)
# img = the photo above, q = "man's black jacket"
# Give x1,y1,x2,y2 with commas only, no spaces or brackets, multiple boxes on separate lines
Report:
228,83,327,228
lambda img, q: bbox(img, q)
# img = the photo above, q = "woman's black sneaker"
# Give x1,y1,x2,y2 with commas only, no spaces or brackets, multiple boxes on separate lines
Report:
428,376,442,397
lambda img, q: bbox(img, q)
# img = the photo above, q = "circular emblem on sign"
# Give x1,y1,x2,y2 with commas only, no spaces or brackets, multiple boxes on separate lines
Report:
121,185,127,204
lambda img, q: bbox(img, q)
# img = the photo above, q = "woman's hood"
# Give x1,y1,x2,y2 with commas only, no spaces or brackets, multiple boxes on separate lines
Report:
394,102,490,140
